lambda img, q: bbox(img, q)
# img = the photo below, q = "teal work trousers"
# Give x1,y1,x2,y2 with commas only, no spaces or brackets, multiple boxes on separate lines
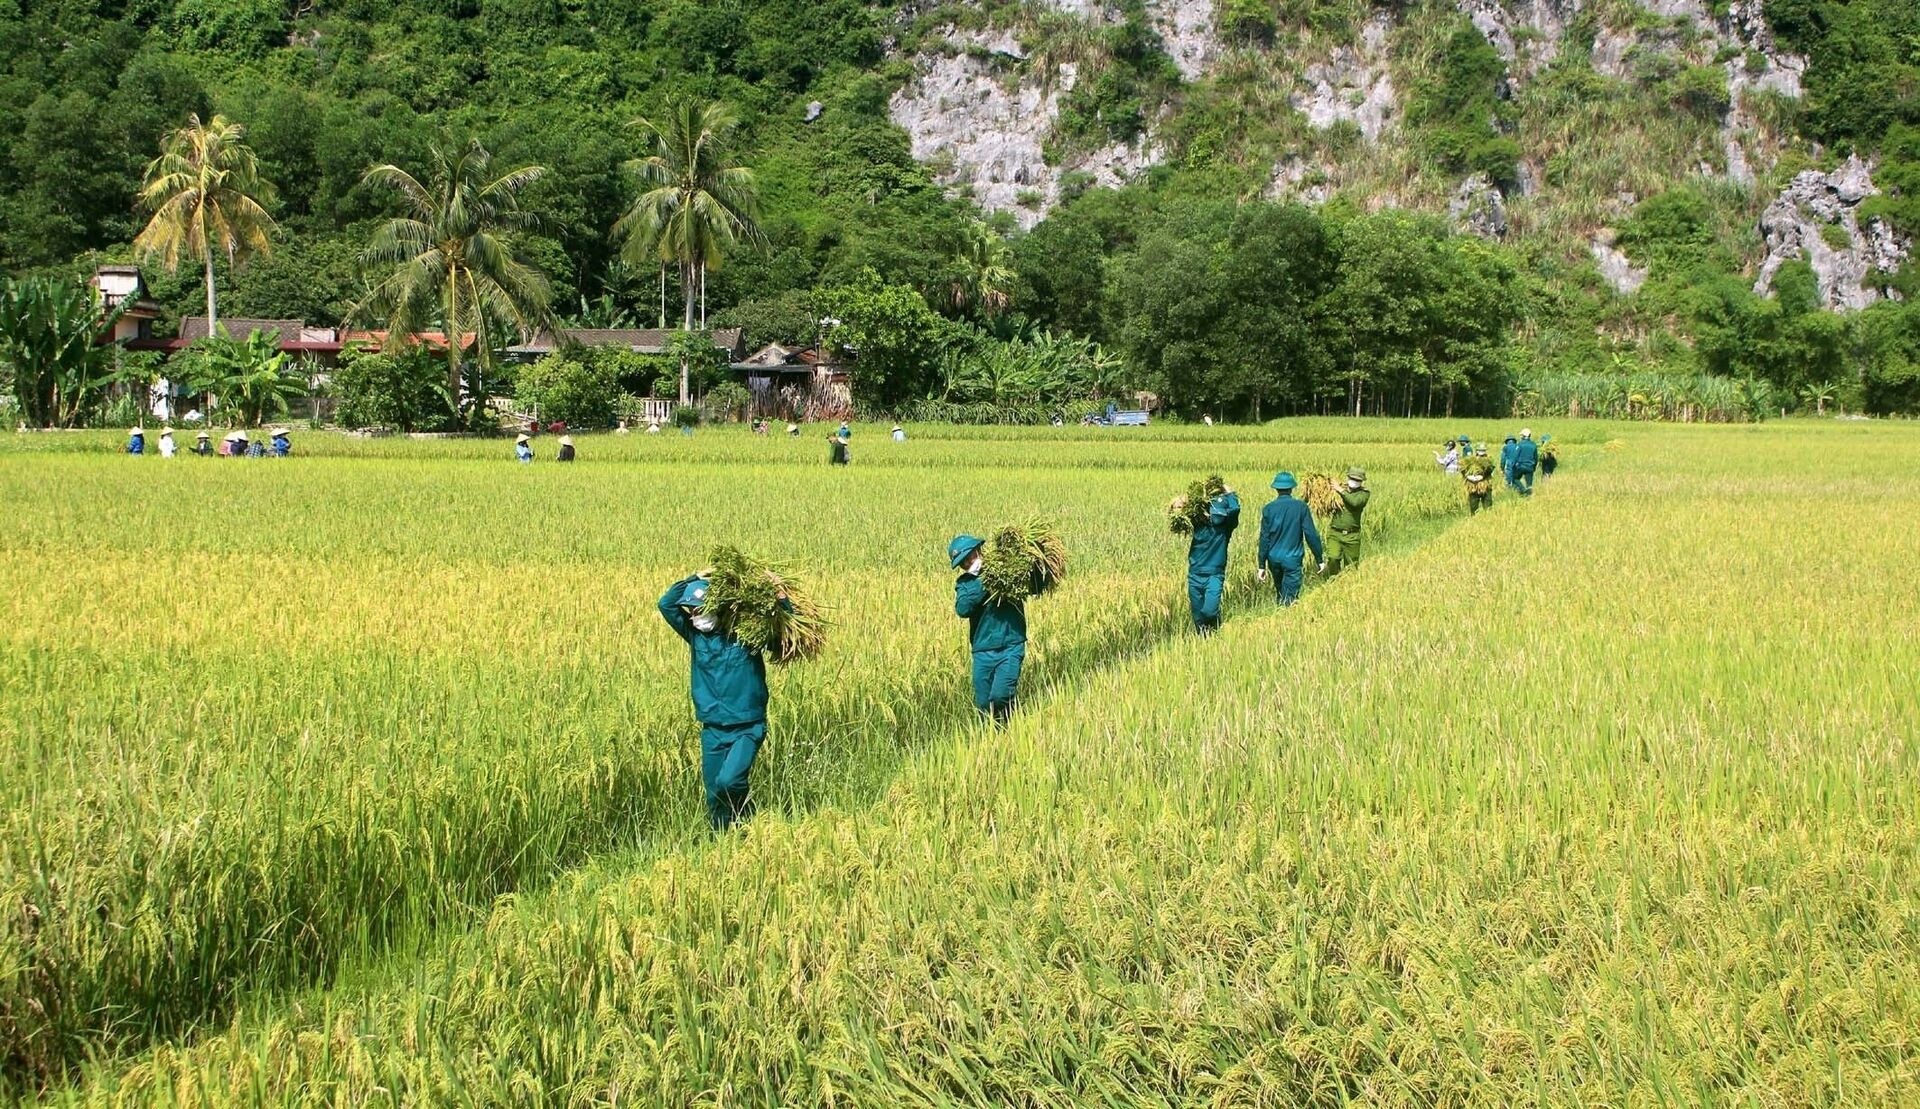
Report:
971,643,1025,725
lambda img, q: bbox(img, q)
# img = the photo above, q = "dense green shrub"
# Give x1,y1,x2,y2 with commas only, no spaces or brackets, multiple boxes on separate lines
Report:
515,352,622,428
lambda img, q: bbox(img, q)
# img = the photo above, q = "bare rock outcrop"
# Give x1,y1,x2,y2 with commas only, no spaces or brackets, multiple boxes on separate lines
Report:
1590,229,1648,295
887,28,1157,228
1450,175,1509,239
1289,14,1397,142
1754,156,1909,311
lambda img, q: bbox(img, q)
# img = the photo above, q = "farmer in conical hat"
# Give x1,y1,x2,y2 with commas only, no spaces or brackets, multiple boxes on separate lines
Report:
515,433,533,463
1255,472,1323,607
157,428,176,458
1462,443,1496,514
827,429,850,466
658,571,786,830
1511,428,1539,496
193,430,212,456
126,426,145,455
1185,479,1240,637
556,435,576,462
1323,467,1370,577
270,428,292,457
950,533,1027,726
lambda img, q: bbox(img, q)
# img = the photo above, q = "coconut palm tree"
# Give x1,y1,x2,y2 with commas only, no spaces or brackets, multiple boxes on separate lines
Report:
133,113,277,335
947,222,1015,318
614,100,763,402
352,138,552,427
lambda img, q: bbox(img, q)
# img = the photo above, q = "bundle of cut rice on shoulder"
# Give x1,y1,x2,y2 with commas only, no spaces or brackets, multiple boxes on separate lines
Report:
1167,474,1228,534
981,520,1067,604
1298,471,1343,519
703,544,827,664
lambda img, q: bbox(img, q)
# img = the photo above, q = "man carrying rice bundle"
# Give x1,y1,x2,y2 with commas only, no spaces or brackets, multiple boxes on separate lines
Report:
1322,467,1368,577
1255,471,1324,607
1181,478,1240,636
950,533,1029,726
658,571,789,831
1462,443,1496,514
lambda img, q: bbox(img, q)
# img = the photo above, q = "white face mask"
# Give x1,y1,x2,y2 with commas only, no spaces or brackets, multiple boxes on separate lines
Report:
965,553,984,576
690,612,718,632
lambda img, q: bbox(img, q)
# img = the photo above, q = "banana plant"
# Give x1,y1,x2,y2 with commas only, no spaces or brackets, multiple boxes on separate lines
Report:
0,276,127,427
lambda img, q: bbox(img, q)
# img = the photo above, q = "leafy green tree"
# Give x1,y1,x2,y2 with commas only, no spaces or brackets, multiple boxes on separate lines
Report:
515,351,622,427
704,380,753,421
353,138,553,428
615,99,763,401
331,344,454,431
816,272,958,407
0,276,127,428
133,113,278,335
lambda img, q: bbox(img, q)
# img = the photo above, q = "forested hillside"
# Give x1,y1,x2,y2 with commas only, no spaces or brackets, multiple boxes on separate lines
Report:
3,0,1919,417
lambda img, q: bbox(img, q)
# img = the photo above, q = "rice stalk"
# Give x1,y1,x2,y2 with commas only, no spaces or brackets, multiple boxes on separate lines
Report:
704,545,828,664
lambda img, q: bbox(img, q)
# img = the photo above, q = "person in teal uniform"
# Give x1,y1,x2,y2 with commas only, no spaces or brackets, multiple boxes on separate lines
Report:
1185,483,1240,635
658,572,787,830
950,534,1028,725
1512,428,1540,496
1254,471,1324,607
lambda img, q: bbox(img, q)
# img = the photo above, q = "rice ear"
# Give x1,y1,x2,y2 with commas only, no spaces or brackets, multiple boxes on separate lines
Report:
701,545,828,664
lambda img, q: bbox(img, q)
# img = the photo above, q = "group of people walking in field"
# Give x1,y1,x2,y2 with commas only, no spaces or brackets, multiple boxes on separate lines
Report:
660,423,1557,833
1435,427,1555,509
126,426,291,458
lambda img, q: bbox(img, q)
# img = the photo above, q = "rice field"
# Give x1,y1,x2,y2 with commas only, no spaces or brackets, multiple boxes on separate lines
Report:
4,419,1917,1104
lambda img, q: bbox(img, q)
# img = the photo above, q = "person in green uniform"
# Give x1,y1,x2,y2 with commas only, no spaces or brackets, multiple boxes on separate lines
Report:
1185,483,1240,636
1323,467,1369,577
1254,472,1324,606
1462,443,1496,514
658,572,788,830
950,534,1027,725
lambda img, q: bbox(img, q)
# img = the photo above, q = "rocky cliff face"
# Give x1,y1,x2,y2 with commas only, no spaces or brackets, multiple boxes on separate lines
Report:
1755,156,1909,310
887,26,1156,229
886,0,1907,309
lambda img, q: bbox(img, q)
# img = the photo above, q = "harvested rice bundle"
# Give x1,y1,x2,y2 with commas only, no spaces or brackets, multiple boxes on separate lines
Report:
1299,471,1343,518
1167,474,1228,534
980,520,1067,604
703,545,827,664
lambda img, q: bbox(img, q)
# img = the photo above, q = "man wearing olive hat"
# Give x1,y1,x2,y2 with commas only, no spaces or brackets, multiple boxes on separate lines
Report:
1255,472,1324,607
1323,467,1369,577
949,534,1027,725
658,571,787,830
1462,443,1496,514
1185,481,1240,636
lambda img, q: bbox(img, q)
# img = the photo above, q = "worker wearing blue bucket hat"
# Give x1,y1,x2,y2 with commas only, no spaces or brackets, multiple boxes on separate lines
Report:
949,533,1027,725
658,570,784,830
1255,471,1324,607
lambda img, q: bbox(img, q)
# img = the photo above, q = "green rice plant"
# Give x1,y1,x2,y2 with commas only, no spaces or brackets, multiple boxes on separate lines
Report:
1166,474,1226,534
1298,470,1343,517
980,519,1066,604
42,421,1920,1107
703,545,827,663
